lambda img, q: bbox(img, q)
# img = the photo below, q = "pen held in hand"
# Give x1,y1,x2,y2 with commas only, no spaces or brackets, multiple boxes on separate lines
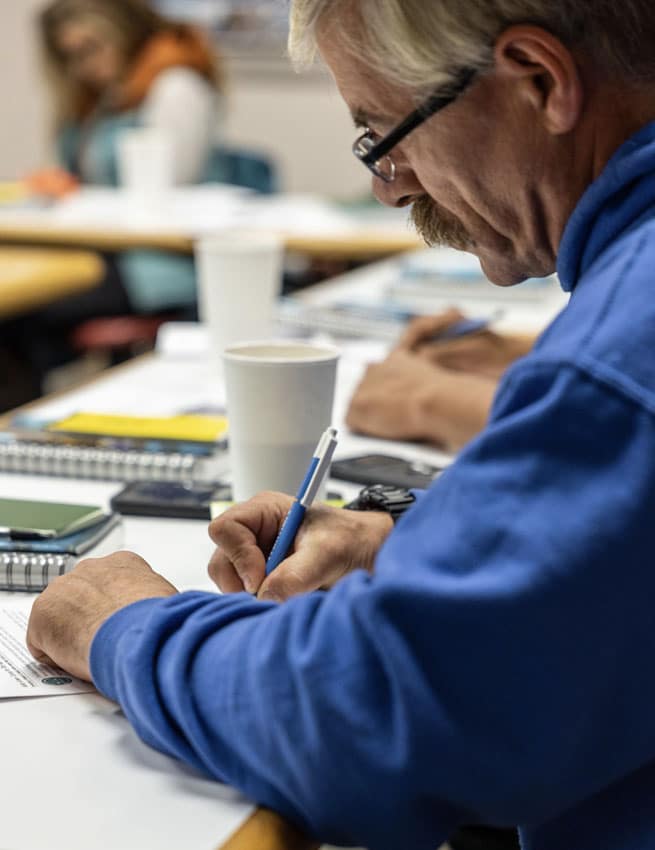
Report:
265,427,339,576
429,310,504,343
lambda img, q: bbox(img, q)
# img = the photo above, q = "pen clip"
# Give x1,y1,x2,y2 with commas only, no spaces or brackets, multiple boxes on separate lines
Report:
301,433,338,507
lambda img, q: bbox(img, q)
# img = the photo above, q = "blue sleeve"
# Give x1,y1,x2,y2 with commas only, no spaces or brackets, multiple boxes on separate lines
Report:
90,359,655,850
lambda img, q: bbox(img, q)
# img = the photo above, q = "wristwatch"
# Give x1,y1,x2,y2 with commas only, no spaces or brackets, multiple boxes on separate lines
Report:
345,484,416,523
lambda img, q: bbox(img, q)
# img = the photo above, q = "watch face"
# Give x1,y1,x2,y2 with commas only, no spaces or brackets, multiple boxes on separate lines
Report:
360,485,415,519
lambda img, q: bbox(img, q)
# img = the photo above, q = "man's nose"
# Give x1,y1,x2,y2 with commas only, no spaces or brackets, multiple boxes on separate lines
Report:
372,165,424,208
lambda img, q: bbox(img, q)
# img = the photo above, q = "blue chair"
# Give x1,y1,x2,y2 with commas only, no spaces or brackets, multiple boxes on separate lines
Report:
203,146,279,194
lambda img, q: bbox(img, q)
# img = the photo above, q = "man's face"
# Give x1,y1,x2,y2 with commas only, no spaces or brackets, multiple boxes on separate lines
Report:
318,32,574,285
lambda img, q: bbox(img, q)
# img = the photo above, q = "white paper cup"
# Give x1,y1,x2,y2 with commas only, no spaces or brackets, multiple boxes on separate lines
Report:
117,128,174,201
196,234,284,364
224,341,340,502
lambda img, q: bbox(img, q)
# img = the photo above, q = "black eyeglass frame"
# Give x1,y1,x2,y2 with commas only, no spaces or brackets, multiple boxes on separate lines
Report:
352,67,478,182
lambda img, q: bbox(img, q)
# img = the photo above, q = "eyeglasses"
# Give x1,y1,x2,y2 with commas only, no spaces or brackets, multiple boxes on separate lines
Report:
352,67,478,183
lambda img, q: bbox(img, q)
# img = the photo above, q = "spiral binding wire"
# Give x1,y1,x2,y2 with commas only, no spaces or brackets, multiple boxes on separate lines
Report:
0,552,70,592
0,442,200,482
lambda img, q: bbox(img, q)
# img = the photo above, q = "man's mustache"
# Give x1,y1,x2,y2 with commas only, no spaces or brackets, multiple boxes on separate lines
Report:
411,195,471,251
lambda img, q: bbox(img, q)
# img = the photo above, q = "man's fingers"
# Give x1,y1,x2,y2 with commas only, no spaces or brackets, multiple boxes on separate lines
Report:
418,334,492,364
208,495,292,594
257,551,331,602
26,642,56,668
416,333,514,379
209,547,260,594
26,591,72,672
395,309,465,351
211,524,268,594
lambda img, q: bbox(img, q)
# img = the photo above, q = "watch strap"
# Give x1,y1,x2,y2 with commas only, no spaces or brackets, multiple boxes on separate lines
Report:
345,484,416,523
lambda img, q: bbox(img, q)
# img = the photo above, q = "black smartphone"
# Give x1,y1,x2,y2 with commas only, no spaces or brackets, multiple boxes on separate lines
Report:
110,481,232,520
331,454,444,490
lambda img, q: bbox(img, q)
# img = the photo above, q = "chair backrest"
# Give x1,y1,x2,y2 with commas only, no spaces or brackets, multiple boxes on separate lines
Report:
203,146,279,194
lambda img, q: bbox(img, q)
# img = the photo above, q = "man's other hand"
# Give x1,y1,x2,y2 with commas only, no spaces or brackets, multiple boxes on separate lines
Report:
27,552,178,682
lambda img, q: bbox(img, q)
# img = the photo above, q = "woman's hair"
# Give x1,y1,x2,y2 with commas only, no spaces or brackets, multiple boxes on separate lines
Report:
289,0,655,99
40,0,222,123
42,0,164,70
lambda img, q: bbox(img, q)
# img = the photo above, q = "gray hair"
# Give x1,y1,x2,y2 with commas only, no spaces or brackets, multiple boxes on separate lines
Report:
289,0,655,98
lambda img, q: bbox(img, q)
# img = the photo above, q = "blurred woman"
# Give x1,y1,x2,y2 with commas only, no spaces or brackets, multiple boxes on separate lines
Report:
41,0,222,194
37,0,224,315
0,0,227,412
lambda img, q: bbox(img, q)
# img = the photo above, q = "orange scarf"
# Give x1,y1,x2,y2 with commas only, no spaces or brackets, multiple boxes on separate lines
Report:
118,27,219,111
76,27,220,118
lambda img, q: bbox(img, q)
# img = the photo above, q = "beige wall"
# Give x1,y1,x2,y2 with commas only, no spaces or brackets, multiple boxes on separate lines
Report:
0,5,370,198
223,59,371,198
0,0,52,179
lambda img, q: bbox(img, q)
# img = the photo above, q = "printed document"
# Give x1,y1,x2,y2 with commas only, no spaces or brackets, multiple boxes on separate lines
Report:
0,598,95,699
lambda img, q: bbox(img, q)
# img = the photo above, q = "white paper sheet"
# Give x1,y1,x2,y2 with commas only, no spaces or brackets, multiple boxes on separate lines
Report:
0,598,95,699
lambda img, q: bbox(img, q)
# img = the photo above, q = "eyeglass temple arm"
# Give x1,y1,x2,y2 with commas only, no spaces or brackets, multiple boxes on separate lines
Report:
361,67,478,165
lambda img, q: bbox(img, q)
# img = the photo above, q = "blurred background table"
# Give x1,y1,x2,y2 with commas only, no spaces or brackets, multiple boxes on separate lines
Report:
0,187,422,262
0,246,104,319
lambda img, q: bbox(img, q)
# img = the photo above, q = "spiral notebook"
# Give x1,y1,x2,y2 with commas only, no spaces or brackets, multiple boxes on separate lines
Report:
0,512,123,592
0,412,229,484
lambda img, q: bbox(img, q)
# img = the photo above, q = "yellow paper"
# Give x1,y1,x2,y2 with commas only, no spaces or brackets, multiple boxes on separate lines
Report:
49,412,228,443
0,182,29,204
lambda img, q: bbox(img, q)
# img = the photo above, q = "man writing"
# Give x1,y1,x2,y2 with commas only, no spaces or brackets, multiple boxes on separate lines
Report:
27,2,655,849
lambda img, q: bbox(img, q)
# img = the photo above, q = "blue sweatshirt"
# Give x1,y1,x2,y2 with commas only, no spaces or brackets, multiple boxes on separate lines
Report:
91,122,655,850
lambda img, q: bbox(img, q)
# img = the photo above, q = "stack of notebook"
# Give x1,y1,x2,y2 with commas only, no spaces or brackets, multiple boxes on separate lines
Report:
0,497,123,592
0,412,229,484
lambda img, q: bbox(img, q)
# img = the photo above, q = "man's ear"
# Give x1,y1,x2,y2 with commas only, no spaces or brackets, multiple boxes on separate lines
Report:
493,25,584,134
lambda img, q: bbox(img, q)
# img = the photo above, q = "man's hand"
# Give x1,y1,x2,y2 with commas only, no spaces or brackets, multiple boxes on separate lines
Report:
396,309,535,379
208,491,393,602
27,552,178,682
346,349,497,451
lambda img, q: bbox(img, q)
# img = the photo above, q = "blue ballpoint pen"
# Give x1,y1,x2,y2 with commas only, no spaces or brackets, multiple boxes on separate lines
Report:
430,309,504,342
265,427,339,575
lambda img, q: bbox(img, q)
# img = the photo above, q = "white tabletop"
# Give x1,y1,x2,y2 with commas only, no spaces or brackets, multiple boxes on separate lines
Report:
0,471,253,850
0,249,564,849
0,345,448,850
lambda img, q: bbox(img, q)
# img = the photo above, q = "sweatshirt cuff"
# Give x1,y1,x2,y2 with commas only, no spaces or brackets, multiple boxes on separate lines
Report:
90,597,166,701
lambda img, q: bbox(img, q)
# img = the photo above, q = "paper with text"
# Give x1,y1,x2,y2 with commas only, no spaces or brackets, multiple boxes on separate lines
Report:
0,598,95,699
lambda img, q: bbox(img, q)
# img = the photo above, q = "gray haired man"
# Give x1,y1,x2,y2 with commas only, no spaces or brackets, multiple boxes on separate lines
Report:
28,3,655,849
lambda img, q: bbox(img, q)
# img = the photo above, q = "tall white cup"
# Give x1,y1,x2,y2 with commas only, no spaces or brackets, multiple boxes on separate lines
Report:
196,234,284,363
223,341,340,502
117,128,175,201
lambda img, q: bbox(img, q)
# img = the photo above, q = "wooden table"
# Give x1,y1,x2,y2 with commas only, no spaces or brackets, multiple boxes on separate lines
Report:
0,222,421,262
220,809,320,850
0,246,104,319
